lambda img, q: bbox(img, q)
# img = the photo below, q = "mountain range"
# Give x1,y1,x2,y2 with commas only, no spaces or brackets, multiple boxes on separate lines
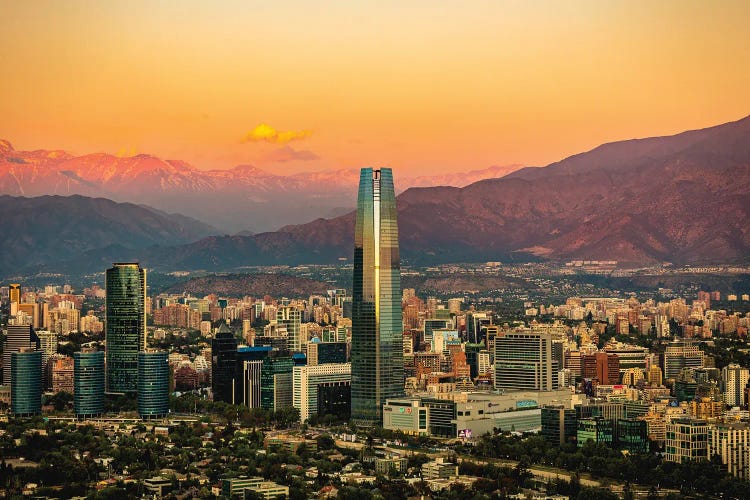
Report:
1,115,749,278
0,139,520,233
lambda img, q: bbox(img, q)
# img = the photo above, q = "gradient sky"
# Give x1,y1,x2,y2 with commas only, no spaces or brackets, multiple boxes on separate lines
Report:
1,0,749,175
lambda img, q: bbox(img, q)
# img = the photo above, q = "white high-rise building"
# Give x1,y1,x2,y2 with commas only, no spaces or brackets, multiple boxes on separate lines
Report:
709,423,750,479
293,363,351,422
277,307,302,352
722,364,750,407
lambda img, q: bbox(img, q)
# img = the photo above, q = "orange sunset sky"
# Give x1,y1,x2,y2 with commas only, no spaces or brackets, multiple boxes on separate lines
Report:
1,1,749,175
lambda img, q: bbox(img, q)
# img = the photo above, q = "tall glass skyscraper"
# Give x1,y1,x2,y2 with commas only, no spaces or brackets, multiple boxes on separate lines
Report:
105,263,146,394
11,349,42,416
74,350,105,418
351,167,404,425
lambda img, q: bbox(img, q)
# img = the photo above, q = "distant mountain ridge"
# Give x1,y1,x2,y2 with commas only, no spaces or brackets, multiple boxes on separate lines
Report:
0,139,521,232
0,195,217,277
2,115,749,278
143,114,750,268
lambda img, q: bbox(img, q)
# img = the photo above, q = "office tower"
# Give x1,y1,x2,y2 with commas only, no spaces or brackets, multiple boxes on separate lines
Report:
708,423,750,480
564,350,583,378
477,350,492,377
722,363,750,407
241,360,263,408
665,418,709,463
261,354,294,411
494,332,558,391
307,341,347,366
47,355,74,394
9,283,21,307
3,324,40,386
236,345,272,407
293,363,351,422
582,352,620,385
464,343,483,379
74,350,105,418
11,349,42,416
37,330,58,377
541,406,577,446
351,167,404,425
211,323,238,403
647,365,663,386
105,263,146,393
663,340,704,381
277,306,302,352
137,350,169,419
466,312,490,344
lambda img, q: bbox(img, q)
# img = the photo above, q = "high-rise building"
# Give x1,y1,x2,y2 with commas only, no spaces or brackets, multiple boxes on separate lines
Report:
261,354,294,411
47,355,74,394
307,341,347,366
582,352,620,385
495,332,558,391
722,363,750,407
3,324,40,386
11,349,42,416
137,350,170,419
541,406,577,446
293,362,351,422
708,423,750,480
351,167,404,425
105,263,146,393
74,350,105,418
9,283,21,308
665,418,708,463
235,345,272,407
277,306,302,352
36,330,58,371
663,340,704,381
211,323,238,404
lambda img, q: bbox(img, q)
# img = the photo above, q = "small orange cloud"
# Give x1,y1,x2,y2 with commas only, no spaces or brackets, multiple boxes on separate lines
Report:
242,124,312,144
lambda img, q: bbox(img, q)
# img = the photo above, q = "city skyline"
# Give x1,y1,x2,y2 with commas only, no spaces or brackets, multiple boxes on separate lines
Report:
1,2,749,175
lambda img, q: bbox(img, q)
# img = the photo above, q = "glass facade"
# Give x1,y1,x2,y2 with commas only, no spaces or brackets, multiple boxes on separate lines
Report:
74,350,105,418
261,355,294,411
212,325,238,404
11,350,42,416
105,263,146,394
351,168,404,425
137,351,169,419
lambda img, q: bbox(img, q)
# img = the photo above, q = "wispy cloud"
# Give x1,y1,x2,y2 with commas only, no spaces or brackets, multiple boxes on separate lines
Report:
242,124,312,144
263,146,319,163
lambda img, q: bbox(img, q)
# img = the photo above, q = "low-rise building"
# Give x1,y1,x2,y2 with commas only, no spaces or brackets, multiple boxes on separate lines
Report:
422,458,458,480
221,476,289,499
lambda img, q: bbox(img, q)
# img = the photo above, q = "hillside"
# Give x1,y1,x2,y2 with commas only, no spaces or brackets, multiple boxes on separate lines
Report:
160,273,331,297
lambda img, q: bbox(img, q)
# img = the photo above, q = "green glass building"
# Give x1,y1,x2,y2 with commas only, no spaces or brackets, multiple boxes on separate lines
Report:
105,263,146,394
137,350,169,419
74,350,105,418
11,349,42,416
351,168,404,426
260,354,293,411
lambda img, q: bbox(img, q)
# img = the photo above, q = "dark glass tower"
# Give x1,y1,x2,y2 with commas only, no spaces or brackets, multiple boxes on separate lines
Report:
212,323,238,404
11,349,42,416
137,350,170,419
74,350,105,418
351,167,404,425
105,263,146,394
